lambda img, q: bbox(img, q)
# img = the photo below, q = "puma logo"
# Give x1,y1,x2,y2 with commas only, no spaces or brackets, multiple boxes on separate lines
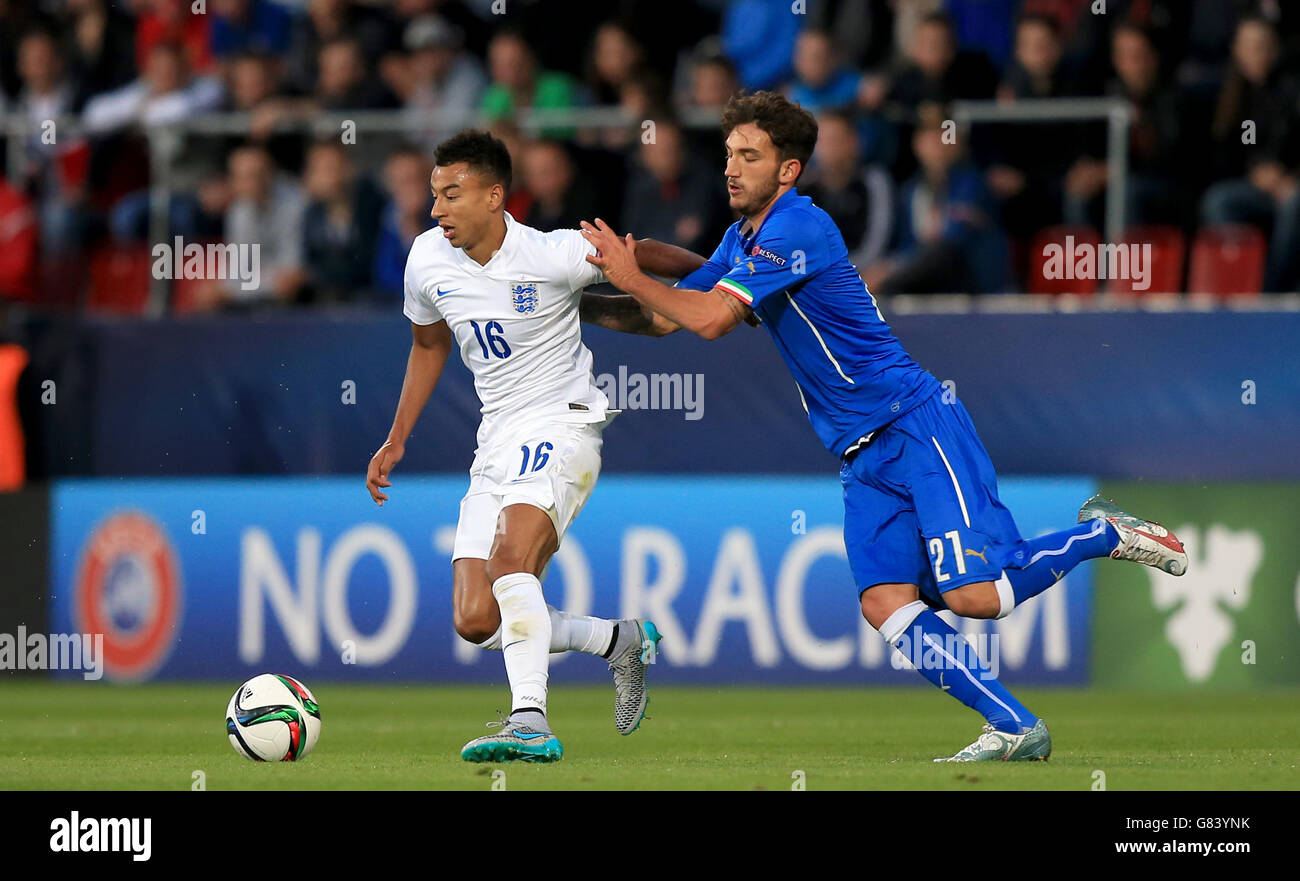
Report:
965,547,989,564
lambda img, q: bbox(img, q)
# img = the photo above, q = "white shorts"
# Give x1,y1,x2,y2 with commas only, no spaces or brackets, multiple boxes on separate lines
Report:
451,417,607,561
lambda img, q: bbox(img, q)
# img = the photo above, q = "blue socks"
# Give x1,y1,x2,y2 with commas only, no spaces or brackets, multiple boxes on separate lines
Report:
880,601,1038,734
1000,519,1118,608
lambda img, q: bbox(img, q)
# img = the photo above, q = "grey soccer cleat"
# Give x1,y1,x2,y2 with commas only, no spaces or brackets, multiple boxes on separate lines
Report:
934,719,1052,763
460,711,563,763
1077,493,1188,576
606,619,662,735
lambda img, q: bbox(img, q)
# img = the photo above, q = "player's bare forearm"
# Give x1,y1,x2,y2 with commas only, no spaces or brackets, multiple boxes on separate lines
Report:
386,321,453,445
581,218,746,339
579,292,679,336
620,272,746,340
633,238,706,279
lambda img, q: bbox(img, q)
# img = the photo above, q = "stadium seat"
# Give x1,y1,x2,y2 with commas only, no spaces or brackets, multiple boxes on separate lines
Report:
1027,225,1100,295
1187,224,1266,298
0,182,37,303
0,343,27,490
1108,225,1185,295
86,243,153,314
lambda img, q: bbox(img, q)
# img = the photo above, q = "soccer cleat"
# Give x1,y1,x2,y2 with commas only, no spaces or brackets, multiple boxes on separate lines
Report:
934,719,1052,763
1077,493,1188,576
460,712,564,763
607,619,662,735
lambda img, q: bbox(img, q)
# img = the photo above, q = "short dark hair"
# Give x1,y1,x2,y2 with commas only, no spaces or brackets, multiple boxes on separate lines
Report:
1015,11,1060,39
721,90,818,176
434,129,512,190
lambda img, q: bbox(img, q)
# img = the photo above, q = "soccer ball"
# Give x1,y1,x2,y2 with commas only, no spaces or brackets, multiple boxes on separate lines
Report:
225,673,322,762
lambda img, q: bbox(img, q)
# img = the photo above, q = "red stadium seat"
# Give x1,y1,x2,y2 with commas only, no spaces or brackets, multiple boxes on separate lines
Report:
86,243,153,314
0,182,37,302
1187,224,1266,298
1107,225,1185,295
1028,225,1100,295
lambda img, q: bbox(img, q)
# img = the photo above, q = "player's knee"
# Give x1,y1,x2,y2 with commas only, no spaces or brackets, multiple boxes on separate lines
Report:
453,607,499,645
484,549,531,584
945,582,1000,619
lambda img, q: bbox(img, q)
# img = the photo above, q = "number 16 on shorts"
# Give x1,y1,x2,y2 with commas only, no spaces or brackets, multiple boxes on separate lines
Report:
518,442,553,477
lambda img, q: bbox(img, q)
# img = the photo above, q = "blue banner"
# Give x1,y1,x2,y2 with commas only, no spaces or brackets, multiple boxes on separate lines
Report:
49,475,1095,685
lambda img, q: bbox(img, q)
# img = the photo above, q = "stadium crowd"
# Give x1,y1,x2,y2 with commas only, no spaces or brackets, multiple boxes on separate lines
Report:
2,0,1300,310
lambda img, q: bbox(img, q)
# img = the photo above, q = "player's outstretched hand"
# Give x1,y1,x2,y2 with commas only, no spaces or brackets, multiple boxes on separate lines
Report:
366,440,404,506
581,218,642,290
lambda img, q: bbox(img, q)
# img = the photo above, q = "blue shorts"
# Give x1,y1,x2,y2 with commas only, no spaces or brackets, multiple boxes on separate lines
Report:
840,389,1023,609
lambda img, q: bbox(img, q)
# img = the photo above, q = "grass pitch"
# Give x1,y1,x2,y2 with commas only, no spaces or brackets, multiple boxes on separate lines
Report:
1,682,1297,790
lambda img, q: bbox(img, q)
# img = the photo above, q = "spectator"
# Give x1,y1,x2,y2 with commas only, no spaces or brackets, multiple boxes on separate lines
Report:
300,140,384,303
946,0,1022,72
806,0,895,71
682,49,740,111
1200,15,1300,291
220,144,306,308
873,104,1007,295
621,119,726,254
480,30,578,137
397,15,487,153
135,0,213,78
863,11,998,180
585,21,646,106
373,146,432,298
785,29,862,113
81,40,223,134
208,0,292,61
986,13,1077,237
801,111,894,271
12,30,91,255
1064,22,1191,228
58,0,138,101
720,0,798,91
519,140,598,232
288,0,399,97
314,37,399,110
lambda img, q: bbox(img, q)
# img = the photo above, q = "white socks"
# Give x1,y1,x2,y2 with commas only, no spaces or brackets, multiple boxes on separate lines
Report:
474,605,615,656
548,605,615,656
492,573,551,715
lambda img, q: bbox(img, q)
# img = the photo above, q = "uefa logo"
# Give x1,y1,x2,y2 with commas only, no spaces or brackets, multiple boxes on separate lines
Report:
72,511,182,681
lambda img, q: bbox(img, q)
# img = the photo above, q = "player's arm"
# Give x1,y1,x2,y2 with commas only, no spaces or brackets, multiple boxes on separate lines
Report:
579,292,681,336
632,237,707,279
367,320,453,506
581,219,749,340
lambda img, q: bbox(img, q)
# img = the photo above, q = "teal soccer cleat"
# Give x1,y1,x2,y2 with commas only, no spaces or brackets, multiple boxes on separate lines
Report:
607,619,662,735
460,713,564,763
934,719,1053,762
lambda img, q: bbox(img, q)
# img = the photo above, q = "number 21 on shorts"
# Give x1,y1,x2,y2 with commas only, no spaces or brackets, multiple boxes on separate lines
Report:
929,530,967,583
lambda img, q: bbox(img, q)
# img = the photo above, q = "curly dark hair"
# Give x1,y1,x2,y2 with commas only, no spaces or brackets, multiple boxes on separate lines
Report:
433,129,512,190
721,91,819,177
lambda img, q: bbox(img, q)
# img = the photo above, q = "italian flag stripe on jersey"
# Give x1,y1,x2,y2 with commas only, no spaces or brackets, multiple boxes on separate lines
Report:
716,277,754,305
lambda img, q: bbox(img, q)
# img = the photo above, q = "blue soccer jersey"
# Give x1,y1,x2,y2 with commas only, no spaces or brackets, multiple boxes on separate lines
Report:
677,187,940,456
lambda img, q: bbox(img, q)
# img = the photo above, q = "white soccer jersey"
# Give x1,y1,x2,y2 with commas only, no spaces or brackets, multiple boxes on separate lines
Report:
403,212,611,446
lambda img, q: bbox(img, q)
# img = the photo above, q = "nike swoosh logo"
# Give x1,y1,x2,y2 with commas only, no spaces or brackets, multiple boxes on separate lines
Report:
436,286,459,296
515,732,549,740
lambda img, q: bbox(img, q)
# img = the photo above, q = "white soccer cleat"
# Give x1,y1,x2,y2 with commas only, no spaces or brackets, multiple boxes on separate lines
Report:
1077,493,1188,576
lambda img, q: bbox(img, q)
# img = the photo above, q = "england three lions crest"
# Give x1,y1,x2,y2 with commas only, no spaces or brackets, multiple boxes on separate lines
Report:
511,281,540,314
